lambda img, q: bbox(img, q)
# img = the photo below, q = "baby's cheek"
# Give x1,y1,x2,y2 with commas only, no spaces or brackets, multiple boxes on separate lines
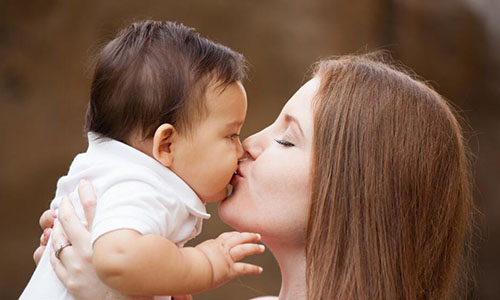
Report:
207,157,236,193
222,153,238,181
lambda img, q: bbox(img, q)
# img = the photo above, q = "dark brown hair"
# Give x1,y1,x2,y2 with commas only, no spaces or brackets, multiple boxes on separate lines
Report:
306,54,473,299
85,20,247,142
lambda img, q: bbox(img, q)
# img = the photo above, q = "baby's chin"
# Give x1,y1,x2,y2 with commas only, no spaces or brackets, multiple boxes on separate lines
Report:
201,186,230,203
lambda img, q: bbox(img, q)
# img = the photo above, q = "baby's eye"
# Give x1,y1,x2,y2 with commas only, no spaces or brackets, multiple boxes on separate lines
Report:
227,133,240,140
274,139,295,147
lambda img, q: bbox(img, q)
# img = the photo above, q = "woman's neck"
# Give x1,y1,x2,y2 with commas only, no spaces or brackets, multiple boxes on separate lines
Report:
267,241,307,300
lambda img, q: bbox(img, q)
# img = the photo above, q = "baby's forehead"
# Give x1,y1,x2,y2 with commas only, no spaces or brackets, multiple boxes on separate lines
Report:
204,79,246,99
203,101,247,125
203,81,246,113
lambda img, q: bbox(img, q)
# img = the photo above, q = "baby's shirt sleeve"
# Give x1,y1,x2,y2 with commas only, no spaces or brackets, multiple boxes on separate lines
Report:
91,179,179,245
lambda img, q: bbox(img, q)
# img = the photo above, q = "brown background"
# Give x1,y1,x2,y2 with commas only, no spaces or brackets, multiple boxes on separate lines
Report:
1,0,499,299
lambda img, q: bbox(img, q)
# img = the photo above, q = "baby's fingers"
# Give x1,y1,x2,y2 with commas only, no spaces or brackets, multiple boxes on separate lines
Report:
226,232,261,248
230,243,265,262
233,262,263,276
172,295,193,300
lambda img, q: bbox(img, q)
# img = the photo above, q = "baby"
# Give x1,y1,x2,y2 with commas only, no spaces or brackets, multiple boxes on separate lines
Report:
21,20,263,299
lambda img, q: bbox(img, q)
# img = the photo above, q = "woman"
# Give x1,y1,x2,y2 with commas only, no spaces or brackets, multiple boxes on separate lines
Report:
36,54,473,299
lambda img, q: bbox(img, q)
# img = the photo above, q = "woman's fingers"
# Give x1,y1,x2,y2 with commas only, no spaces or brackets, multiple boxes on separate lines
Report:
77,179,97,230
230,243,265,262
232,262,263,275
58,196,89,248
33,245,45,265
49,242,68,284
42,228,52,246
39,209,56,230
51,220,71,262
33,227,52,265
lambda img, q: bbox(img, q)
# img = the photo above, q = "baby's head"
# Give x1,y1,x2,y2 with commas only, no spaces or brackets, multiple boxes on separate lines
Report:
86,20,248,202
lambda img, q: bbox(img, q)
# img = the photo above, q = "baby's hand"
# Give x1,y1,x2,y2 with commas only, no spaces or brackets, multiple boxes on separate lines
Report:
195,232,265,289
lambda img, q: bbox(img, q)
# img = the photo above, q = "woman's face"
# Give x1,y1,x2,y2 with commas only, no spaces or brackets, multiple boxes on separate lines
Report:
219,78,320,246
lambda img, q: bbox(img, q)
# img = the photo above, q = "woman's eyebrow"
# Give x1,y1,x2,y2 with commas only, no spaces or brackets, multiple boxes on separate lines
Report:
284,114,304,137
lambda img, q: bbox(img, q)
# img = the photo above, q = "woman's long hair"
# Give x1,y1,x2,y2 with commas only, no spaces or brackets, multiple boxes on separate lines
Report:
306,54,474,299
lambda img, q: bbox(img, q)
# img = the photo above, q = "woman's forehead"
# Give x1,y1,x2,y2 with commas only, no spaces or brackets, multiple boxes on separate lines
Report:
281,78,320,122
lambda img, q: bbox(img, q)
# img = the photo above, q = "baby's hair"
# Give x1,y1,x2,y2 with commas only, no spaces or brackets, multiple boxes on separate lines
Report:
85,20,247,142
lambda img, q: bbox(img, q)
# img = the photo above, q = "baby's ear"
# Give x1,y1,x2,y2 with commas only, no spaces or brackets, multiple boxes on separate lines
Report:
152,124,176,167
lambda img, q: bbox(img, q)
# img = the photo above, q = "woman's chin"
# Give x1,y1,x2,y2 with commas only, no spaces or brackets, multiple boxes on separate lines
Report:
218,181,256,231
219,193,244,229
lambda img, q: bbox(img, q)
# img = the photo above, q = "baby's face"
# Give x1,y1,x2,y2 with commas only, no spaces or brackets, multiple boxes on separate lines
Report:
171,81,247,203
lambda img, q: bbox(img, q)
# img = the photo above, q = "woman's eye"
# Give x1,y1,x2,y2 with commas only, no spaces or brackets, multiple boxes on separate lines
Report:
274,139,295,147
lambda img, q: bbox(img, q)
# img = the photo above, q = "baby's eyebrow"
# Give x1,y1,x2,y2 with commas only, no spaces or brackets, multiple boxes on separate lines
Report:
227,120,244,128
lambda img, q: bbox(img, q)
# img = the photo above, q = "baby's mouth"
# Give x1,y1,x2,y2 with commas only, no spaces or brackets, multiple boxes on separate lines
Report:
226,184,234,197
228,167,243,193
230,168,242,182
234,167,243,177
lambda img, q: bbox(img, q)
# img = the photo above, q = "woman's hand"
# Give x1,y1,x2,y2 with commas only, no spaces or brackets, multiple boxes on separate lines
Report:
33,209,56,265
48,180,116,299
35,180,192,300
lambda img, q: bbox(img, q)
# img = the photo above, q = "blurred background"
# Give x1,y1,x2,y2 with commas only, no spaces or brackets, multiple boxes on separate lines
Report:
1,0,499,299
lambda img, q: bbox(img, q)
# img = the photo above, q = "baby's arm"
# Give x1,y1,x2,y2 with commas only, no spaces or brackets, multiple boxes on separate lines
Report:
93,229,264,296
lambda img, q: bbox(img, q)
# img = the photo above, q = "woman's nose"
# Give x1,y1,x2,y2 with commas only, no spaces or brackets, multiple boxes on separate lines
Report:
242,130,266,160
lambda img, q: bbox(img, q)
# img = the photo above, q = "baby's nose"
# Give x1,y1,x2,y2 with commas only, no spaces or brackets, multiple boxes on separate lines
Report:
238,152,249,162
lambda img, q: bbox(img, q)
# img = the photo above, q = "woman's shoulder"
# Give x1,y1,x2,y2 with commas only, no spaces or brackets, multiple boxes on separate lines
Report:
249,297,278,300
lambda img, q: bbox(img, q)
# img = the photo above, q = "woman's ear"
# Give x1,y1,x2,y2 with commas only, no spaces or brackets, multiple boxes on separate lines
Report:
152,124,177,167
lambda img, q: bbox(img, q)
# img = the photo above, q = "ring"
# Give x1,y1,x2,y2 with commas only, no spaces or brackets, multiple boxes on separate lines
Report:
54,241,72,259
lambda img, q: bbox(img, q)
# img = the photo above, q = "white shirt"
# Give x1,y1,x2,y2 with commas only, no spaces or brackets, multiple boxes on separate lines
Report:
20,132,210,300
